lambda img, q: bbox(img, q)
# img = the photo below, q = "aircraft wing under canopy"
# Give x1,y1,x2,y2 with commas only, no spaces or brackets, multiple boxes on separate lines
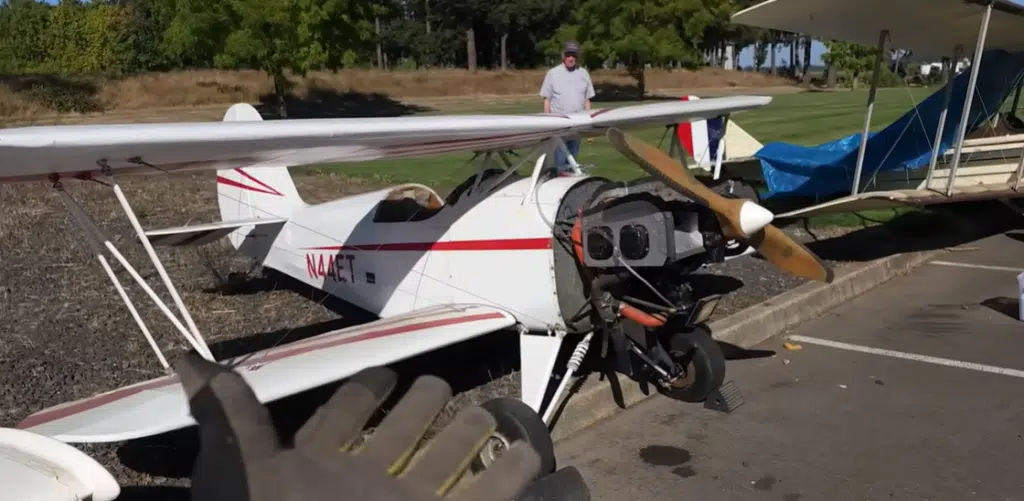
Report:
732,0,1024,61
0,95,771,184
16,304,516,443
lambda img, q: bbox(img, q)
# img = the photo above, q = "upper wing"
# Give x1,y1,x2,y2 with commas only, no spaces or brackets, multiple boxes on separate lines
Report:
16,304,516,443
0,427,120,501
0,96,771,184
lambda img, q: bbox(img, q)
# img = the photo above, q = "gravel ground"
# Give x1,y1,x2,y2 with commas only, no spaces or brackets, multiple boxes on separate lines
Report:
0,173,1003,499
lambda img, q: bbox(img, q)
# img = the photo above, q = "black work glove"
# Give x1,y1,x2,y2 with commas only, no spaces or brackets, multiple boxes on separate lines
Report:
176,352,541,501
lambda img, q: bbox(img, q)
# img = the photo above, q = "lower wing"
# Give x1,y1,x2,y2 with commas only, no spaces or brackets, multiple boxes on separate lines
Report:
0,427,120,501
16,304,516,443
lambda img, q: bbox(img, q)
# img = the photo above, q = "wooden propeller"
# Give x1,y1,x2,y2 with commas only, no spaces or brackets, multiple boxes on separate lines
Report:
605,127,834,284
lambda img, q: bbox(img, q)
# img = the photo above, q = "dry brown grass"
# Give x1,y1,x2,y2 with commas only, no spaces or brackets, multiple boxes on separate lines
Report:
0,67,798,121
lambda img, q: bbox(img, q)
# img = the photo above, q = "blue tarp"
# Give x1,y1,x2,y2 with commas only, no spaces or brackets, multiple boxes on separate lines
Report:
756,49,1024,199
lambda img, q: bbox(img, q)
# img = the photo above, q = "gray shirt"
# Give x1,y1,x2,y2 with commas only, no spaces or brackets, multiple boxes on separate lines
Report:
539,64,596,114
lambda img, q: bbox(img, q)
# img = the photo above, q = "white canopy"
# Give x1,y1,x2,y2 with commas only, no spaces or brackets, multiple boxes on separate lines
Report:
731,0,1024,61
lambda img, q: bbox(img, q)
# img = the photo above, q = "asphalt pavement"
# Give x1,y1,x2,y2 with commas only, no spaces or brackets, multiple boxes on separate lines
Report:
556,229,1024,501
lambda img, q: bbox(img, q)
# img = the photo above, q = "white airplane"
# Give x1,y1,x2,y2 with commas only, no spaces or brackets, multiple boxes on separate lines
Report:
0,96,835,501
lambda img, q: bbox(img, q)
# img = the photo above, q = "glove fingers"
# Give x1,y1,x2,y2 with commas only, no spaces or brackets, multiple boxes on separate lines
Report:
399,405,496,495
451,442,541,501
356,375,451,475
175,352,280,461
295,366,398,459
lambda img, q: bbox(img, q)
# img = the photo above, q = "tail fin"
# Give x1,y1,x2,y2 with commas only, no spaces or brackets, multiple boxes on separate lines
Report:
216,103,305,250
675,95,764,168
216,102,303,249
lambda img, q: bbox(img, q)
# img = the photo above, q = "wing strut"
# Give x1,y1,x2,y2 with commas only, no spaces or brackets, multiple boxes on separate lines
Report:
108,165,207,357
54,186,170,371
50,172,215,368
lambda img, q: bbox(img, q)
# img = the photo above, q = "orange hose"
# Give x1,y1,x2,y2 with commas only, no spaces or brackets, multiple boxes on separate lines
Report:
618,303,666,328
570,210,585,264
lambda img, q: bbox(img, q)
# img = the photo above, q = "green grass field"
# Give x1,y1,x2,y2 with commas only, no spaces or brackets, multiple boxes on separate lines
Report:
303,85,953,227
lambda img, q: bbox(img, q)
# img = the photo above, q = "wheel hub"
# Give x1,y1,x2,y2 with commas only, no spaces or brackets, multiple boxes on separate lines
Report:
477,432,511,468
665,347,698,389
667,360,697,389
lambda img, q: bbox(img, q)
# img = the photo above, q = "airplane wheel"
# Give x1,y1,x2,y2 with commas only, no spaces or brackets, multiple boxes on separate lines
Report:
659,324,726,403
472,397,557,478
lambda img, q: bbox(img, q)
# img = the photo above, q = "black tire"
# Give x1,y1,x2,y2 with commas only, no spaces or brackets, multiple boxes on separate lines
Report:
659,325,726,403
473,397,557,477
515,466,591,501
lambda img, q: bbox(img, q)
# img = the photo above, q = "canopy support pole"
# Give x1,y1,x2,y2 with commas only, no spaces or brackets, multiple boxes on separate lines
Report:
1011,75,1023,113
1013,146,1024,191
925,46,964,191
712,115,729,181
851,29,888,196
946,1,993,197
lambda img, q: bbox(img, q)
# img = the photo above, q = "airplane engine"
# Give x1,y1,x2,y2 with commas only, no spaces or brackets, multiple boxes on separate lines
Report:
577,178,727,269
550,175,748,405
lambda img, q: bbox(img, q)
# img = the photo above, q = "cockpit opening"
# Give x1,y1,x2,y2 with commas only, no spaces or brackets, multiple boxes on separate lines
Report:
373,183,446,223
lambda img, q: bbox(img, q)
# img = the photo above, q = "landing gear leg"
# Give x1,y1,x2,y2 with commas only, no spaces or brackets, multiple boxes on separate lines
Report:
472,397,557,479
657,325,726,403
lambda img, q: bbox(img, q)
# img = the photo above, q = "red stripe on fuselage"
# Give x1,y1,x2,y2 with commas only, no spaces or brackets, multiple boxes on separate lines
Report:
303,238,552,252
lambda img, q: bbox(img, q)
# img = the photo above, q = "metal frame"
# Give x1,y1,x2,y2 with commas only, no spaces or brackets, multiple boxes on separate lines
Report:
51,174,216,373
851,29,889,196
846,1,1001,199
924,46,965,190
945,1,995,196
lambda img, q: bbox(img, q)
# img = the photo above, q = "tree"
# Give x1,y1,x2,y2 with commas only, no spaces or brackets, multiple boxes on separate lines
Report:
560,0,711,98
430,0,492,70
486,0,567,70
165,0,374,116
822,40,880,89
699,0,748,68
40,0,135,75
162,0,234,68
123,0,176,72
0,0,51,73
801,34,812,85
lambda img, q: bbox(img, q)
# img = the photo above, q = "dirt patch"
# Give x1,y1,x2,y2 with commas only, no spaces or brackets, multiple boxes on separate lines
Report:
0,68,798,123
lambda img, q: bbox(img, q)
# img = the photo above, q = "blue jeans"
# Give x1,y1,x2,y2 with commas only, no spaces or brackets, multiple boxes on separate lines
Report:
554,138,581,170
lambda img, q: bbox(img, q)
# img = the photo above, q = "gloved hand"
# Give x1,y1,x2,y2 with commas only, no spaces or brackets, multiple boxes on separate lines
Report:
176,352,541,501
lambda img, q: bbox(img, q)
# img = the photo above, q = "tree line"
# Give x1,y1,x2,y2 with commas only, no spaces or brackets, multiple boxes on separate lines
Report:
0,0,909,98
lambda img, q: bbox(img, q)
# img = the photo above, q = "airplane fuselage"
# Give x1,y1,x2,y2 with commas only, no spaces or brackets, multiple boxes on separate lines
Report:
253,174,585,332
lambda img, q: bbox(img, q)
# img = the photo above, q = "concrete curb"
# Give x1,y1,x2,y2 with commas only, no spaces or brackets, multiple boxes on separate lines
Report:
549,246,945,443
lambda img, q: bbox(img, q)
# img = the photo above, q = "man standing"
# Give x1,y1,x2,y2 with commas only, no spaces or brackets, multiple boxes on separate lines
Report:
539,40,596,169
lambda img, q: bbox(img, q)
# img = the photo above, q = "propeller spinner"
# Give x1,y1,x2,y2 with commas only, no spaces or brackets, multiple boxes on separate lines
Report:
604,127,835,284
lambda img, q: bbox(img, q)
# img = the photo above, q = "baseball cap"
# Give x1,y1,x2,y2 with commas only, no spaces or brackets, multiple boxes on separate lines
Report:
563,40,580,55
